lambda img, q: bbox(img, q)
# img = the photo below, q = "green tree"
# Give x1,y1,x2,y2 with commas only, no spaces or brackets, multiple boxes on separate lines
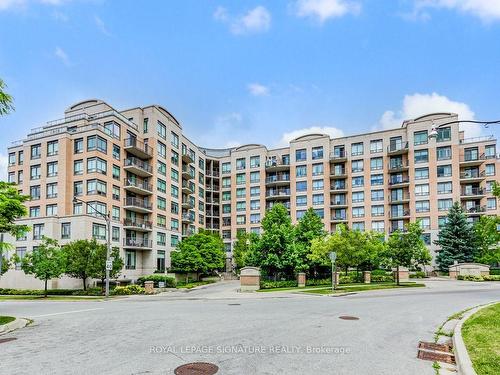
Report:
434,202,477,271
232,231,258,270
0,182,30,276
0,78,14,116
491,181,500,199
384,223,429,285
20,237,66,296
292,208,326,273
473,215,500,266
63,239,102,290
90,245,124,293
170,230,225,281
309,225,348,268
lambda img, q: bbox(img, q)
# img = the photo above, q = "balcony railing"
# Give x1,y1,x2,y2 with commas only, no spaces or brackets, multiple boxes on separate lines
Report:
123,197,152,210
388,162,409,171
463,205,486,214
181,213,195,222
266,189,291,197
123,178,152,192
460,170,485,179
461,188,485,196
123,238,152,248
265,175,290,184
123,218,153,230
460,153,485,163
389,195,410,203
390,210,410,218
265,159,290,169
389,178,410,185
331,215,348,221
331,184,347,191
266,201,291,210
124,157,153,174
124,137,153,158
387,142,409,153
330,151,347,161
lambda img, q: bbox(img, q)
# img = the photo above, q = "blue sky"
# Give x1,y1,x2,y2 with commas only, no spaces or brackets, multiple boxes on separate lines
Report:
1,0,500,177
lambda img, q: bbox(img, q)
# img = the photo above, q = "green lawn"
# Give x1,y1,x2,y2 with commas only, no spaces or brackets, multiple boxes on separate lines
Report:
462,303,500,375
300,282,426,295
176,280,215,289
0,295,105,301
0,316,15,325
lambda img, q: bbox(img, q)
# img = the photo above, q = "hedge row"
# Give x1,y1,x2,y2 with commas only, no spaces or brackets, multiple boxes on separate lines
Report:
457,275,500,282
136,275,177,288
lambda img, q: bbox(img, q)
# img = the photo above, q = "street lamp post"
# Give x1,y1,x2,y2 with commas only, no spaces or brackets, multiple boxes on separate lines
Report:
73,197,112,298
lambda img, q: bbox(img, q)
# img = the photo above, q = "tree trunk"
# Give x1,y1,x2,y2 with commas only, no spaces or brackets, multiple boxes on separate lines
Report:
44,278,48,298
101,278,105,294
82,275,87,291
185,273,188,284
345,267,348,276
396,265,400,286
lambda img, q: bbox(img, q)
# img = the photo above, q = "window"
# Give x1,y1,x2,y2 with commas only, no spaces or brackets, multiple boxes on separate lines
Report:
14,247,27,269
154,161,166,177
171,219,179,231
250,200,260,210
74,138,83,154
30,165,41,180
414,149,429,163
46,183,58,198
352,191,364,203
74,181,83,197
419,217,431,230
312,146,323,160
222,191,231,201
73,202,83,215
171,235,179,247
18,150,24,165
487,198,497,210
157,196,166,210
92,223,107,240
313,208,324,219
437,164,452,177
74,160,83,175
421,233,431,245
222,177,231,188
250,156,260,168
156,250,166,272
372,221,385,232
371,190,384,202
157,121,166,139
352,222,365,231
112,145,120,160
112,227,120,242
296,210,306,220
157,214,166,228
295,149,307,162
236,158,246,170
250,171,260,183
415,167,429,180
17,171,23,184
352,207,365,218
112,165,120,180
157,178,167,193
171,185,179,198
312,163,323,176
485,145,496,159
46,204,57,216
171,132,179,148
438,216,448,229
157,141,166,159
370,157,383,171
370,174,383,186
171,151,179,165
87,179,106,196
87,157,107,174
33,224,44,240
157,232,166,246
485,164,495,176
87,135,107,153
31,144,41,159
352,176,364,188
45,140,58,156
236,201,246,212
370,139,383,154
236,188,246,198
437,127,451,142
296,181,307,192
414,130,428,145
416,200,430,213
351,160,363,173
222,204,231,214
112,206,120,221
312,179,324,191
8,152,15,166
125,250,136,270
236,173,246,185
8,172,15,183
236,215,246,225
415,184,429,196
29,206,40,217
437,146,452,161
312,194,324,205
250,214,260,224
437,182,453,194
371,205,384,217
250,187,260,197
438,199,453,211
351,142,364,156
296,165,307,177
87,201,106,217
222,162,231,174
30,185,41,200
112,185,120,201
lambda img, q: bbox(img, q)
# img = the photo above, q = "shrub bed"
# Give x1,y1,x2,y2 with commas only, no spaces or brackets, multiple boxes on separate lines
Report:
0,288,79,296
136,275,177,288
410,271,427,279
111,285,145,295
260,280,297,289
457,275,500,282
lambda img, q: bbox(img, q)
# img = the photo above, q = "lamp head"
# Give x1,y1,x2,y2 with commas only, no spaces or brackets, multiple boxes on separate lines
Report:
428,125,438,140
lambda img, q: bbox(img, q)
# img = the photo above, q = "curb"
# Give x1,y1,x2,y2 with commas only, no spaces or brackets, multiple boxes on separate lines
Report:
453,302,498,375
0,317,29,336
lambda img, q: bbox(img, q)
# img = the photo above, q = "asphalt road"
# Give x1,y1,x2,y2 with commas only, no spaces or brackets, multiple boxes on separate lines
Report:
0,279,499,375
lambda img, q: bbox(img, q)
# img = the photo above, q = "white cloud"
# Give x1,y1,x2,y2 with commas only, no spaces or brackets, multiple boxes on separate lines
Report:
412,0,500,22
214,5,271,35
247,83,270,96
0,154,8,181
0,0,69,11
54,46,70,65
377,92,481,138
94,15,111,36
292,0,361,23
278,126,345,147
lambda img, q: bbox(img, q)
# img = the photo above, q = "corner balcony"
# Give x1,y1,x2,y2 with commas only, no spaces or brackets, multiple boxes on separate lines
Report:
181,213,195,223
460,188,486,200
182,166,194,180
124,137,153,159
123,218,153,232
459,153,485,167
329,152,347,163
123,237,152,250
182,181,194,195
389,195,410,204
182,228,195,237
330,184,348,193
124,157,153,178
387,142,409,155
182,151,194,164
123,197,153,214
388,162,409,173
265,175,290,186
330,200,348,208
123,178,152,195
265,189,291,200
459,170,486,183
265,159,290,172
182,199,195,209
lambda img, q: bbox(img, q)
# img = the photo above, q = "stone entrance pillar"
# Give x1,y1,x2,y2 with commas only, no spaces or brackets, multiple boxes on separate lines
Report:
297,272,306,287
363,271,371,284
144,280,154,294
393,267,409,283
240,267,260,292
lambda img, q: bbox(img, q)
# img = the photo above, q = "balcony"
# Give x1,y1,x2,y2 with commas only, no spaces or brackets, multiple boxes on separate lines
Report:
331,215,348,223
388,178,410,188
461,188,486,200
205,198,219,204
123,218,153,232
460,170,486,183
124,157,153,177
265,189,291,200
181,213,195,223
123,197,153,214
266,201,291,210
206,184,220,191
389,210,410,219
387,142,409,155
182,229,195,237
206,209,220,217
123,178,152,195
390,227,407,234
182,151,194,164
330,184,348,192
460,153,485,167
124,137,153,159
265,175,290,186
330,200,348,208
123,237,152,250
389,195,410,204
265,159,290,172
329,152,347,162
388,162,409,173
182,166,193,180
182,181,194,194
463,205,487,215
182,199,195,209
330,169,347,179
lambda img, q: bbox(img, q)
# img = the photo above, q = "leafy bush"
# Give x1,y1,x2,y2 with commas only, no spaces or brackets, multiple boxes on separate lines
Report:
410,271,426,279
306,278,331,286
0,288,79,295
136,275,176,288
111,285,145,295
490,269,500,276
371,275,394,283
457,275,484,281
71,287,103,296
483,275,500,281
371,269,391,276
260,280,297,289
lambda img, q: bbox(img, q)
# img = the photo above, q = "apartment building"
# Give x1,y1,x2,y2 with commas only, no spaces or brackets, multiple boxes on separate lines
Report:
2,99,499,289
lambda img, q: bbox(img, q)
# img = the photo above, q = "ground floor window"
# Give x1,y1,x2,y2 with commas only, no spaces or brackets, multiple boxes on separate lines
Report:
157,250,165,272
125,250,136,270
